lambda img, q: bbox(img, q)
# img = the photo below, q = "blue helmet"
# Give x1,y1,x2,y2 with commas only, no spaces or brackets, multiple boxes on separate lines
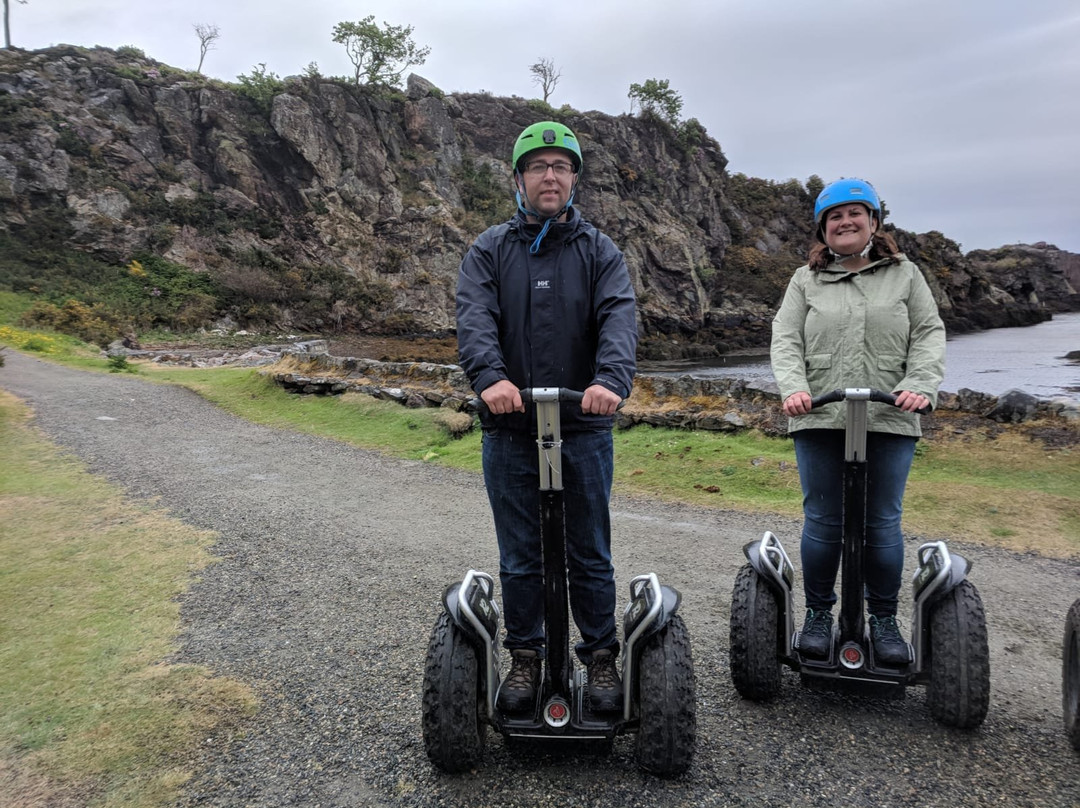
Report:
814,178,881,224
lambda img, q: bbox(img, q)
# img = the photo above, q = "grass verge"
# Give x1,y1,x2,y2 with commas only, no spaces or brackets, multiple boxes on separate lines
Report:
0,392,256,807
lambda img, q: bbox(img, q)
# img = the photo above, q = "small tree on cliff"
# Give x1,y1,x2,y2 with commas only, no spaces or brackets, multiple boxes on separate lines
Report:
628,78,683,126
332,16,430,88
3,0,28,50
530,57,561,103
193,23,220,75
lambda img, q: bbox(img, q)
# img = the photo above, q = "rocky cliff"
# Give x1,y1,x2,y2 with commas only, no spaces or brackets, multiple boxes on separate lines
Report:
1,45,1076,357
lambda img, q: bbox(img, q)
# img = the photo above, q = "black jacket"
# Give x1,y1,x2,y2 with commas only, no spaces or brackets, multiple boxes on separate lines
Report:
456,208,638,432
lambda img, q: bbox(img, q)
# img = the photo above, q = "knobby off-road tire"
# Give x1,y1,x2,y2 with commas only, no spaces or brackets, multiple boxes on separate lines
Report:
421,612,486,772
634,613,696,777
1062,599,1080,751
729,564,783,701
927,580,990,729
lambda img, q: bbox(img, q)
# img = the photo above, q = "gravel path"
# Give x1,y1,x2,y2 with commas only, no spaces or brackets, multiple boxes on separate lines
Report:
4,351,1080,808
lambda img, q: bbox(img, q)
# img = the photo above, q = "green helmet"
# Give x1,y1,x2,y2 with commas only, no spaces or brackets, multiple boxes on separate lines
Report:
512,121,582,173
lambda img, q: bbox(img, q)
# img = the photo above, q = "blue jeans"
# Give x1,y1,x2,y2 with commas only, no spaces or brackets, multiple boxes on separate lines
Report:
482,428,617,663
793,429,918,617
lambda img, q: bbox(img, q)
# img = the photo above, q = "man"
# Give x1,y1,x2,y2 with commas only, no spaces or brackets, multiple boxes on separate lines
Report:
455,121,638,713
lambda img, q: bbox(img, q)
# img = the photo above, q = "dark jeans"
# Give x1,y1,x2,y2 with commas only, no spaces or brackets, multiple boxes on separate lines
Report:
793,429,918,617
481,428,617,663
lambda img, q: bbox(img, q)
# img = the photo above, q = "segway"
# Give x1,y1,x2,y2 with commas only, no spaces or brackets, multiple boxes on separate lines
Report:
422,387,696,775
729,388,990,728
1063,598,1080,750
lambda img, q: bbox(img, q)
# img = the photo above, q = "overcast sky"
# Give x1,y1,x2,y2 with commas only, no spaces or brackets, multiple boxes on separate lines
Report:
11,0,1080,254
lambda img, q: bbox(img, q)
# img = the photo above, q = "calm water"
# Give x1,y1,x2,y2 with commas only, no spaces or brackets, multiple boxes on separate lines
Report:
639,311,1080,402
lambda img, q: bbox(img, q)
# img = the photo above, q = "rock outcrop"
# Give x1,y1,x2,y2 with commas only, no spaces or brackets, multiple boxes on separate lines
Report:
1,45,1077,358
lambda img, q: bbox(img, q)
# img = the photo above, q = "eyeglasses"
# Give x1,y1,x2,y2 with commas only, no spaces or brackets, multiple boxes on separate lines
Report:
522,160,575,177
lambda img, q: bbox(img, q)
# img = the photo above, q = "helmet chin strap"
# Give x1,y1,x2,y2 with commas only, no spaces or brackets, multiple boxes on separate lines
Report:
515,172,578,254
829,237,874,264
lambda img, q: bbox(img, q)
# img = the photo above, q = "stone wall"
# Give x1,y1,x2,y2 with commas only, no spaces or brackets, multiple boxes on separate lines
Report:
267,348,1080,437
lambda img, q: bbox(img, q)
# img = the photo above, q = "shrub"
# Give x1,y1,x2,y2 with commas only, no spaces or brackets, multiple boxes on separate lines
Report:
526,98,557,119
628,78,683,126
456,157,514,229
234,64,286,116
56,127,92,158
107,354,136,373
0,92,36,134
116,45,147,60
0,325,65,355
20,300,119,348
677,117,707,152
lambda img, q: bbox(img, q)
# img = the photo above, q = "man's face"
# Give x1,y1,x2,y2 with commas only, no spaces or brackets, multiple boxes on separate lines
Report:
517,147,577,220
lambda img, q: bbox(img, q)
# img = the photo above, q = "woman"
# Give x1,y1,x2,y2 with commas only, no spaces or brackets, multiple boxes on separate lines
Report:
771,177,946,665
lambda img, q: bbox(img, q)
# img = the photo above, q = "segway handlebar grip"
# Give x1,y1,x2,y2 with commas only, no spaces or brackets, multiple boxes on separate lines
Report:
810,388,930,415
521,387,583,404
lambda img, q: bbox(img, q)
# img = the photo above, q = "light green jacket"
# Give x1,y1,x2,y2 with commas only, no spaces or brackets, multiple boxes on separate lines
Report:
770,255,946,437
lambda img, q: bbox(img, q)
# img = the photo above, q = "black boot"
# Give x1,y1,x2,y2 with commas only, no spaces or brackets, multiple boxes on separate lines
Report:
869,614,911,666
587,648,623,712
798,608,833,659
497,649,541,713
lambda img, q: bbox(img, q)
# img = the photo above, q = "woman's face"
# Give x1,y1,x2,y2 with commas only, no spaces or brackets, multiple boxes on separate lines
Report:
823,203,877,255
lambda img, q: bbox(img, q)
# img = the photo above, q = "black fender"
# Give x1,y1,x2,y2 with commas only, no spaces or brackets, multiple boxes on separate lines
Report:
623,574,682,652
910,542,975,674
441,572,500,651
621,574,685,722
916,553,972,602
740,532,797,659
742,533,795,597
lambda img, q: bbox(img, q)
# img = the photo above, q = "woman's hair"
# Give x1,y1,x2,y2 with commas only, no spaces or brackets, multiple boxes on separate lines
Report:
807,222,900,270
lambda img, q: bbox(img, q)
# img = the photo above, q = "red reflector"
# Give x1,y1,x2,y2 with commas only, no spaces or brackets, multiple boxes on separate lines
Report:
549,703,566,719
843,648,861,663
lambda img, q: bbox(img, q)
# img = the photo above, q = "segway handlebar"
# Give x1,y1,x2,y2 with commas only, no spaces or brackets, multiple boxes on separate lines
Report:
469,387,626,412
521,387,583,404
810,387,930,415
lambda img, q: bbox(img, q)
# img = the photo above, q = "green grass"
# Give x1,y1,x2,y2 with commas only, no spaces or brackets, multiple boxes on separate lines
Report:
0,392,255,807
614,426,801,513
904,433,1079,556
0,290,34,323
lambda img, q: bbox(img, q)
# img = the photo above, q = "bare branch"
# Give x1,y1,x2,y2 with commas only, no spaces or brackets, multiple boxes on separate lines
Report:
193,23,221,75
529,57,561,104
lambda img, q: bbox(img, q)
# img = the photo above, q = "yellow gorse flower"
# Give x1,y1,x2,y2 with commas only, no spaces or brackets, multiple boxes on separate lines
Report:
0,326,60,354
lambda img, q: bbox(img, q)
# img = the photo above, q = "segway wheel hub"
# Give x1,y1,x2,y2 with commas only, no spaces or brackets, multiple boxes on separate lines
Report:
840,642,865,670
544,696,571,728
